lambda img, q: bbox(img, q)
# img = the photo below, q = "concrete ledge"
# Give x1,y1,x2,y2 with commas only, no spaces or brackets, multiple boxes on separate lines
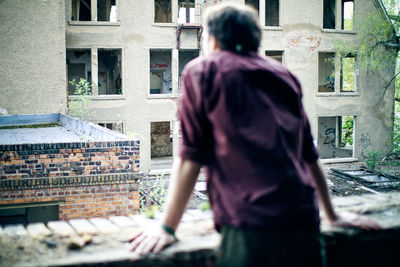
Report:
1,193,400,266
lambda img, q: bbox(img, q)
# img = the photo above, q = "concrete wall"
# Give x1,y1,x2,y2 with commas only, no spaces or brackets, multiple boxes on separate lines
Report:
0,0,67,115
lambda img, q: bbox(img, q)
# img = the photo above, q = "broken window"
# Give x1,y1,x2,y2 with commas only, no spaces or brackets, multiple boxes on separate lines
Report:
340,54,356,92
245,0,259,11
318,52,335,93
342,0,354,30
71,0,92,21
178,0,195,24
155,0,172,23
98,122,124,133
317,116,354,159
98,49,122,95
66,49,92,95
323,0,336,29
265,50,283,64
179,50,199,91
150,50,172,94
97,0,117,22
151,121,173,169
265,0,279,26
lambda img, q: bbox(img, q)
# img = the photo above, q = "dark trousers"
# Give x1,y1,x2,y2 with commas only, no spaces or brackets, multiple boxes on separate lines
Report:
216,225,326,267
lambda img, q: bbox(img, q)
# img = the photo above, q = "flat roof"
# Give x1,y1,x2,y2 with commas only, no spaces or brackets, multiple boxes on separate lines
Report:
0,113,131,145
0,126,84,145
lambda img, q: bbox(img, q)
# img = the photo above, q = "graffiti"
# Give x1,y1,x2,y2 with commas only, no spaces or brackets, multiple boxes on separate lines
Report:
286,32,322,52
323,128,336,147
150,63,169,69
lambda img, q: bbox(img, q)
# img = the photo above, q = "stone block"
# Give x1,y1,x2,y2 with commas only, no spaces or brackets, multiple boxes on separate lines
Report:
89,218,119,233
48,221,76,237
109,216,136,228
69,219,98,235
27,222,52,239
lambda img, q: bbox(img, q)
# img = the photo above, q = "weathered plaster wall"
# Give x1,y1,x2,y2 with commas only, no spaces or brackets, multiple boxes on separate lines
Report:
0,0,67,115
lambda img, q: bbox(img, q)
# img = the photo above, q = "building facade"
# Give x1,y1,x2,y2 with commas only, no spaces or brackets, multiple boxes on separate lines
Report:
0,0,397,172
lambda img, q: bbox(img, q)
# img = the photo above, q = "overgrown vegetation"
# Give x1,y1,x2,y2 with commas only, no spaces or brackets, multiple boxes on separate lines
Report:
140,174,168,219
341,116,354,147
67,78,92,119
0,122,59,130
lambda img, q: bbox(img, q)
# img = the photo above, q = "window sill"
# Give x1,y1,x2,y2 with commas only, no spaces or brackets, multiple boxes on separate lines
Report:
68,95,125,100
262,26,283,31
321,157,358,164
68,21,121,26
147,94,180,99
316,92,359,97
152,23,177,28
322,29,356,34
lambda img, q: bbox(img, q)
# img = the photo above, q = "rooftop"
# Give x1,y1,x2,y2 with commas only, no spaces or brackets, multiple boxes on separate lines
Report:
0,113,129,145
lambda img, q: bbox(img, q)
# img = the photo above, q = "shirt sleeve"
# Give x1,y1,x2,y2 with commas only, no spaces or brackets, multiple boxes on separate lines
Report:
178,65,213,165
302,112,319,163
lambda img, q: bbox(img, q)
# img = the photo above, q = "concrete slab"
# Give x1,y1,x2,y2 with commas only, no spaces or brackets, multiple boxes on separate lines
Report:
48,221,76,237
89,218,119,234
68,219,98,235
0,126,84,144
27,222,52,239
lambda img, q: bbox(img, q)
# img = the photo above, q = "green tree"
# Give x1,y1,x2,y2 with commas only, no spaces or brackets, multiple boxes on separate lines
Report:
67,78,92,119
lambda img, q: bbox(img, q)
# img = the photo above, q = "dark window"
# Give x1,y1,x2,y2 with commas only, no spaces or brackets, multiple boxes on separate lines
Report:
155,0,172,23
0,205,59,227
245,0,259,11
97,0,117,22
323,0,336,29
71,0,92,21
150,50,172,94
179,50,199,91
67,49,92,95
265,50,283,63
98,49,122,95
318,52,335,93
265,0,279,26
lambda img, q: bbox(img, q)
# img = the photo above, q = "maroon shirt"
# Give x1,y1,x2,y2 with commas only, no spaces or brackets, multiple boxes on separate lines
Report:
179,50,320,231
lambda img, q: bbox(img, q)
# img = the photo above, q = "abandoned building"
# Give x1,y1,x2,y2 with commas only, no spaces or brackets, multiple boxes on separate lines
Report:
0,0,397,172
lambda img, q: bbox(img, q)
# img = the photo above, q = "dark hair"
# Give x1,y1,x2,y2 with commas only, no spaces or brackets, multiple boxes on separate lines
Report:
205,3,261,54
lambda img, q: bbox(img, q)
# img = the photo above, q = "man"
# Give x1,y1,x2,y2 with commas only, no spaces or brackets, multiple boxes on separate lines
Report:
129,3,380,266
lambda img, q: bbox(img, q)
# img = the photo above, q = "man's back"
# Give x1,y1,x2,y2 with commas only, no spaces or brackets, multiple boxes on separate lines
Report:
179,50,320,231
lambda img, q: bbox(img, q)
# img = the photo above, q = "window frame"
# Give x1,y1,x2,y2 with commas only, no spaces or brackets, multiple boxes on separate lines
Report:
68,0,120,26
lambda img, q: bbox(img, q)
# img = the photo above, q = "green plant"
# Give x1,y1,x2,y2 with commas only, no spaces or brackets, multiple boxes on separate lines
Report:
199,200,211,211
341,116,354,147
140,174,168,218
365,150,381,170
67,78,92,119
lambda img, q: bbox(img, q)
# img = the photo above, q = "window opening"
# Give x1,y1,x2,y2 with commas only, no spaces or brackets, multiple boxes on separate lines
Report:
245,0,259,11
150,50,172,94
97,0,117,22
323,0,336,29
178,0,195,24
179,50,199,92
265,0,279,26
342,0,354,30
0,205,59,227
67,49,92,95
155,0,172,23
318,116,354,159
98,49,122,95
98,122,124,133
340,54,356,92
265,50,283,63
318,52,335,93
71,0,92,21
151,121,173,170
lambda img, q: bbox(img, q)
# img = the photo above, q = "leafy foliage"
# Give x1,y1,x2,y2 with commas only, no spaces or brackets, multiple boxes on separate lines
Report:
67,78,92,119
341,116,354,147
365,150,381,170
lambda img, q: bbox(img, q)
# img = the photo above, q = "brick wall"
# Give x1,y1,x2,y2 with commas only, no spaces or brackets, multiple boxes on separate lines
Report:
0,174,141,220
0,141,140,179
